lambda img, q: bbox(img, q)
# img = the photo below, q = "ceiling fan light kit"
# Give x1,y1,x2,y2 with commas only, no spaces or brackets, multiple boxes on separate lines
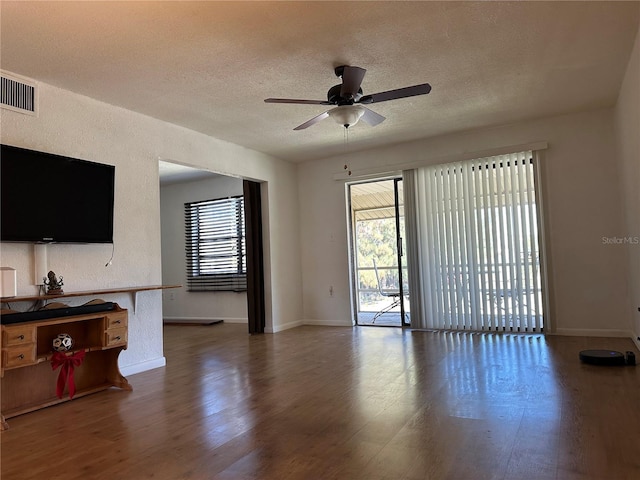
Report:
264,65,431,130
328,105,365,128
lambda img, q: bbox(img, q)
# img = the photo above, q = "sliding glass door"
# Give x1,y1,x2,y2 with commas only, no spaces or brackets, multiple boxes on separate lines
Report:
348,178,409,326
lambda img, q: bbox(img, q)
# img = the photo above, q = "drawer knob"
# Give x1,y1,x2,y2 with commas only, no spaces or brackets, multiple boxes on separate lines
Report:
18,334,25,340
115,336,121,341
18,354,24,360
114,320,121,324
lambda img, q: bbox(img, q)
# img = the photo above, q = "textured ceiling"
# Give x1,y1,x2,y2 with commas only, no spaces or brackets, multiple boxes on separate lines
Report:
1,1,639,163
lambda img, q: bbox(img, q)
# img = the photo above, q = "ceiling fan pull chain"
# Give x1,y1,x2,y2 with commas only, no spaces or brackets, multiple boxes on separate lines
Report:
343,127,352,176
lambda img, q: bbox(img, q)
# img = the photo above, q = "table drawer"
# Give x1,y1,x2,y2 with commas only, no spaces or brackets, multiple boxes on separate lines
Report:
106,312,128,329
2,345,36,368
2,325,36,347
104,328,127,347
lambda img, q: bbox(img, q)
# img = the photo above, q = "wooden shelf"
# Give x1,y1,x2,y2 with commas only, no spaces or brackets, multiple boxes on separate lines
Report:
2,381,122,420
37,346,102,363
1,284,181,303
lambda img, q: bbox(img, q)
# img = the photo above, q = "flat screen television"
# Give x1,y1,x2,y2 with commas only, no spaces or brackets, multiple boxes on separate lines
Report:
1,144,115,243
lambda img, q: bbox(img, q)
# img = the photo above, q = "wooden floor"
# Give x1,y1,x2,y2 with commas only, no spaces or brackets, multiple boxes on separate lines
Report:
2,324,640,480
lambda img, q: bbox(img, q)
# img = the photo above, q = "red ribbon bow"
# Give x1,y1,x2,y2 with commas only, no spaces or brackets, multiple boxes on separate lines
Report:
51,350,85,399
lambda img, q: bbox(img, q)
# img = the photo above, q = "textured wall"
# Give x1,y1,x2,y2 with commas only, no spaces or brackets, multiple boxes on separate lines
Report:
0,83,166,373
0,79,302,373
614,25,640,346
298,108,632,337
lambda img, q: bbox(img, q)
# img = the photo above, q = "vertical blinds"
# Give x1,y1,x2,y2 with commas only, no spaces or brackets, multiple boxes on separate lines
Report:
184,195,246,292
408,151,543,331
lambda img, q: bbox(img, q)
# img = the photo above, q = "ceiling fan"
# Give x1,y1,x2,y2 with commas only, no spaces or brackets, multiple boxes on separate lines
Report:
265,65,431,130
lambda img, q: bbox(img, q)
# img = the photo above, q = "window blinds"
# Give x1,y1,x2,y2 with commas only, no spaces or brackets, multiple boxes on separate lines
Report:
406,151,543,331
184,196,246,292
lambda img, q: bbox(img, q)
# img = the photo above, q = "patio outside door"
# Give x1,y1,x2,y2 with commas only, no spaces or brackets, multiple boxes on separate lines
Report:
348,178,409,326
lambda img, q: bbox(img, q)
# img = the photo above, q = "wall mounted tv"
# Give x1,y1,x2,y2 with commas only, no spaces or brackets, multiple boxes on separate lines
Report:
1,144,115,243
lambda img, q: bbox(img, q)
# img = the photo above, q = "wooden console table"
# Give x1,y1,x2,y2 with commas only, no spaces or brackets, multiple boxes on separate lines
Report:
0,285,180,430
1,303,132,430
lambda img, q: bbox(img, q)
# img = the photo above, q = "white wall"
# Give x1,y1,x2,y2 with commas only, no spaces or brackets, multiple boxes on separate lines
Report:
0,80,303,374
160,174,248,323
298,108,632,337
614,25,640,347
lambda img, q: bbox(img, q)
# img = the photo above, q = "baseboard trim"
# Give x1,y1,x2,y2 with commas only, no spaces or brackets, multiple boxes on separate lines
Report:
163,316,248,324
552,328,634,338
120,356,166,376
302,319,354,327
266,319,303,333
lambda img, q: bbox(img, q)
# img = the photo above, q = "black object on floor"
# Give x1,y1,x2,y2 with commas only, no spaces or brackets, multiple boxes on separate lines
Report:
579,349,628,366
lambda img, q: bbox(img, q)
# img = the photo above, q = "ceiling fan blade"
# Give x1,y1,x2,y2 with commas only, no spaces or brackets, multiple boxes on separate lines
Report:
360,107,386,127
265,98,331,105
359,83,432,104
340,66,366,99
293,111,330,130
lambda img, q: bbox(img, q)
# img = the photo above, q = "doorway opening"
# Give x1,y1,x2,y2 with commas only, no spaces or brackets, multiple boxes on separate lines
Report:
158,161,265,333
348,178,409,327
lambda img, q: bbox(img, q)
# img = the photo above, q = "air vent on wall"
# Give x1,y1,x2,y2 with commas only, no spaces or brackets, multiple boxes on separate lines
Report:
1,71,38,116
